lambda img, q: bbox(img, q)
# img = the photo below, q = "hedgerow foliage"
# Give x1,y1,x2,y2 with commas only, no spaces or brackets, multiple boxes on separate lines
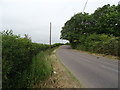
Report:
73,33,119,56
51,43,64,48
2,30,50,88
61,4,120,57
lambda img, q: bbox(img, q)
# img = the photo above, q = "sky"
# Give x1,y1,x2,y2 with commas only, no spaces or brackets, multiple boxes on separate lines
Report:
0,0,119,44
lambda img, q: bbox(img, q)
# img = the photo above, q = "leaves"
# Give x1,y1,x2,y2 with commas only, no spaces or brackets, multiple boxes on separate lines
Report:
61,4,120,42
2,30,50,88
60,4,120,57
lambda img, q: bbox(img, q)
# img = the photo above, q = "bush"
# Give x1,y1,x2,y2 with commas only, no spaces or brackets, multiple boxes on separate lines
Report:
15,51,52,88
2,30,51,88
51,43,64,48
74,33,119,57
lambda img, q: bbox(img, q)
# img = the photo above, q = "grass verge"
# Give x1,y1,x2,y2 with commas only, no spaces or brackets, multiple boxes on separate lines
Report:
34,47,82,88
73,49,119,60
31,51,53,86
19,49,53,88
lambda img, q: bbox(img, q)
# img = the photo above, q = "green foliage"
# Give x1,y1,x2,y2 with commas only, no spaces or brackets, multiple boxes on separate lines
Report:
2,30,51,88
16,51,52,88
51,43,64,48
92,4,120,36
75,33,119,56
61,4,120,57
31,51,52,84
61,13,93,42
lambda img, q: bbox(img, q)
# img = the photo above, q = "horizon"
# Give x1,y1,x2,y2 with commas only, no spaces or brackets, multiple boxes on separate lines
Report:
0,0,119,44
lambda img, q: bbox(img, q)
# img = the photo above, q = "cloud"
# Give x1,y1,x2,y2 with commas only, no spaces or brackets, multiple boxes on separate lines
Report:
1,0,119,43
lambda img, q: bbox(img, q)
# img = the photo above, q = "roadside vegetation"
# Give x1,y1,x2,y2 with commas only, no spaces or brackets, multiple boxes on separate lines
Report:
34,49,82,88
1,30,63,88
61,4,120,58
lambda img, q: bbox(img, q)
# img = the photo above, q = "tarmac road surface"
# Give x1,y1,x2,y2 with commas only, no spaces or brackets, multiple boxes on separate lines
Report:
56,45,118,88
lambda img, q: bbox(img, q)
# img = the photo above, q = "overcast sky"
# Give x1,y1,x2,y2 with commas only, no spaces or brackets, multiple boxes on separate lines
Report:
0,0,119,44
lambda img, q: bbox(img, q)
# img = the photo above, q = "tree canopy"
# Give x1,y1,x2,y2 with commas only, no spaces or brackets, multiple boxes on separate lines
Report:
60,4,120,43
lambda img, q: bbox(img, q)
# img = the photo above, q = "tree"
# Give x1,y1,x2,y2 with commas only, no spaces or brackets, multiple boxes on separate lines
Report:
61,4,120,44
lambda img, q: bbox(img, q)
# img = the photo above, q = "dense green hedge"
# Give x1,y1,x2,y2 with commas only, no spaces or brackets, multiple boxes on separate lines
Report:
72,33,119,57
61,4,120,57
2,30,51,88
51,43,64,48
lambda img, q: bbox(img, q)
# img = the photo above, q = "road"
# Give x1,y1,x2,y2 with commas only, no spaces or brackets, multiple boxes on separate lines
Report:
56,45,118,88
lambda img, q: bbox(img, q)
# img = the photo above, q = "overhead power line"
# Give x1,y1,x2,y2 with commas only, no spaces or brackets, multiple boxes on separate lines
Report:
118,1,120,5
83,0,88,13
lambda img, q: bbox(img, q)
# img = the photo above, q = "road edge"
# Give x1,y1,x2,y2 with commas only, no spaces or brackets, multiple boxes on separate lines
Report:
55,47,83,88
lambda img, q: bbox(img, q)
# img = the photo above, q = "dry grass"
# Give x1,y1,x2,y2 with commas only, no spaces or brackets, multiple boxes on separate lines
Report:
34,49,82,88
73,49,119,60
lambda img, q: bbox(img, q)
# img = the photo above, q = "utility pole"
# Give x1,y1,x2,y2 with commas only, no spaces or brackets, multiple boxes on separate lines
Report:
49,22,52,48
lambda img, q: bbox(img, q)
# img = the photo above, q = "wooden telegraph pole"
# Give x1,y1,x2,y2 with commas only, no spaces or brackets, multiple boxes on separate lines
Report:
50,22,52,48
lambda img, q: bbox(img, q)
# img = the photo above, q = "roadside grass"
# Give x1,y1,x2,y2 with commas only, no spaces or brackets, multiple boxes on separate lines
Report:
31,51,53,85
88,52,119,60
73,49,119,60
16,50,53,88
31,47,63,87
32,48,56,88
34,47,82,88
33,45,118,88
2,30,65,88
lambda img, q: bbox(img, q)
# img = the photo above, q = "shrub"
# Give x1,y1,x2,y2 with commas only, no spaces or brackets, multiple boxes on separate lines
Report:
2,30,50,88
74,33,119,57
51,43,64,48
